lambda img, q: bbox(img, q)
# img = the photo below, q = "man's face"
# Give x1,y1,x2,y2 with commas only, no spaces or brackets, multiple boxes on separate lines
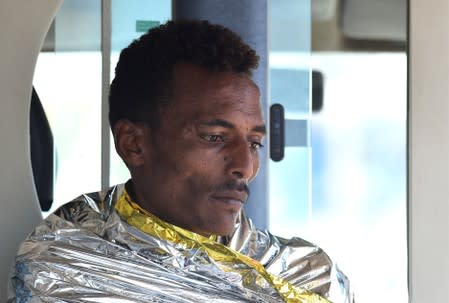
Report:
135,63,265,237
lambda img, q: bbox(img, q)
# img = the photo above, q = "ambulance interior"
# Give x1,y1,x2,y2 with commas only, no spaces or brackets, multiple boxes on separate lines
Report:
1,0,448,302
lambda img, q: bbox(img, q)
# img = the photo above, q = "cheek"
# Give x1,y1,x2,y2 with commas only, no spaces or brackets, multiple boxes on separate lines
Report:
184,172,215,201
250,155,261,181
174,152,219,188
185,147,225,172
155,141,226,191
183,151,229,189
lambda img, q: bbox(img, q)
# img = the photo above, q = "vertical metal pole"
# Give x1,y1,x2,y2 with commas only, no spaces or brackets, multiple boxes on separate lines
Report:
101,0,111,190
173,0,269,229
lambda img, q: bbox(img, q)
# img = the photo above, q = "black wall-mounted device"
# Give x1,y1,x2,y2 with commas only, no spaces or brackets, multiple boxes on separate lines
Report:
270,103,285,162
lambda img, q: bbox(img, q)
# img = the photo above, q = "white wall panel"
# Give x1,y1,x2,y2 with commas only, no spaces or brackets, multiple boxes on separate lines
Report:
409,0,449,301
0,0,62,299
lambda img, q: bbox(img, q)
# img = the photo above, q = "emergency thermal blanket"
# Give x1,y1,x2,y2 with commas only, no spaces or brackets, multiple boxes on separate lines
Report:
9,184,352,302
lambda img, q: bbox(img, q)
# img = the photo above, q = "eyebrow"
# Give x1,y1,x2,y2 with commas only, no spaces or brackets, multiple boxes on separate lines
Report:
200,119,266,135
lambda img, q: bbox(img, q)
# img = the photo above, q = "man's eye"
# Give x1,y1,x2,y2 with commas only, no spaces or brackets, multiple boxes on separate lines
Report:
202,134,224,143
250,142,264,150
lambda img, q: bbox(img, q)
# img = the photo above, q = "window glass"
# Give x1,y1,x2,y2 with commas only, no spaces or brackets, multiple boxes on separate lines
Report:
268,0,312,233
34,0,102,214
268,1,408,302
309,53,407,302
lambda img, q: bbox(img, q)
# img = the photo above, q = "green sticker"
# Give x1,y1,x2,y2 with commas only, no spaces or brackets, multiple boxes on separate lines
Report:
136,20,160,33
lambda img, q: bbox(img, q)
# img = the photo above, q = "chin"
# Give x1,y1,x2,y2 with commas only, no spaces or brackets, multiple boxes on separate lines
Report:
206,217,237,237
197,205,240,236
213,228,234,237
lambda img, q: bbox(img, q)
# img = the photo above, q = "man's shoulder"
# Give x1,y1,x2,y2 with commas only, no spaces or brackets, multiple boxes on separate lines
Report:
50,184,124,225
8,185,159,302
226,211,353,303
226,211,329,265
18,184,125,246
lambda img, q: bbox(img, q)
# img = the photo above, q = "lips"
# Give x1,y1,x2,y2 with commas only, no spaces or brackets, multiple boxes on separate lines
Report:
210,191,248,206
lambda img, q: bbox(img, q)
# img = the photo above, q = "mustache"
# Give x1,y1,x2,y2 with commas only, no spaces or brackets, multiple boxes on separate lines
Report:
209,181,250,199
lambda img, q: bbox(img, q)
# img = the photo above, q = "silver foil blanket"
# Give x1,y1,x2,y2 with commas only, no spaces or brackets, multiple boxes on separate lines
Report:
8,184,352,302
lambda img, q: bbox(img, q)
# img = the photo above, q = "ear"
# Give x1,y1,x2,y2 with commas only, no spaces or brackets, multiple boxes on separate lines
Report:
113,120,149,168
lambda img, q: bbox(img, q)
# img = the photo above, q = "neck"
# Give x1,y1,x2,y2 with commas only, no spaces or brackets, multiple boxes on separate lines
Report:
124,179,213,238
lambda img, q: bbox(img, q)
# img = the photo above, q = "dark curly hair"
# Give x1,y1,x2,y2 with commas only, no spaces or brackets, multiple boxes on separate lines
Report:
109,19,259,130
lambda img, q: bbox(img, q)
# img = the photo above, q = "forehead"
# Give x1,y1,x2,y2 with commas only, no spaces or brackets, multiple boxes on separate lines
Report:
166,63,263,126
168,63,263,120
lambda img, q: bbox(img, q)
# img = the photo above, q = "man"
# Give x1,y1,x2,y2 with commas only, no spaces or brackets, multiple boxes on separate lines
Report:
9,20,352,302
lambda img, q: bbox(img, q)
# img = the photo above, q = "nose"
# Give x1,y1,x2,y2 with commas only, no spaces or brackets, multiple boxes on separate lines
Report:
225,139,258,182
